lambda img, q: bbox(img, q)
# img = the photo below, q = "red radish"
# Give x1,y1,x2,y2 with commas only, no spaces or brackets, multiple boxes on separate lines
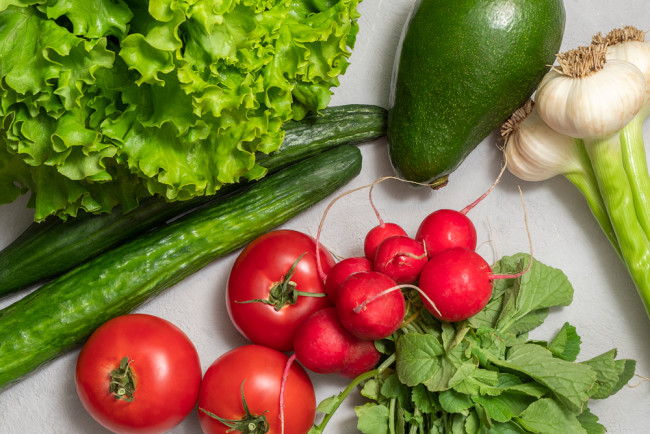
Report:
336,271,405,340
314,178,394,282
324,257,373,304
418,247,494,322
373,236,427,284
293,308,349,374
416,209,477,257
416,163,506,257
293,307,378,377
364,222,408,261
363,177,408,262
339,339,381,378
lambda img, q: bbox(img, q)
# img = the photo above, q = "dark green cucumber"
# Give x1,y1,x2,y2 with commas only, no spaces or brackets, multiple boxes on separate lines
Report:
0,145,362,391
257,104,386,171
0,104,385,296
387,0,565,186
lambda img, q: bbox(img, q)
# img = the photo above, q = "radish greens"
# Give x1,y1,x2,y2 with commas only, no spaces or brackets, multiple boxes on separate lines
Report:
311,254,635,434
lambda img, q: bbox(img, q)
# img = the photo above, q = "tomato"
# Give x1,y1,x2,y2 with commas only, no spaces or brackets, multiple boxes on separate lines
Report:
75,314,202,434
198,345,316,434
226,229,335,352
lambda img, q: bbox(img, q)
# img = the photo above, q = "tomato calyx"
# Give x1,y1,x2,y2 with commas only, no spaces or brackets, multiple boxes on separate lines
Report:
200,381,270,434
236,252,326,311
109,357,136,402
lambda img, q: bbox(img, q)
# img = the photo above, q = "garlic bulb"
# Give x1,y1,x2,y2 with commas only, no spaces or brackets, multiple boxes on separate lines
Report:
596,26,650,108
502,100,585,181
535,43,646,140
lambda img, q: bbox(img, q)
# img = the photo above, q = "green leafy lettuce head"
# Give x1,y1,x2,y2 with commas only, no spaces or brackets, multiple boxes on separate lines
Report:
0,0,361,221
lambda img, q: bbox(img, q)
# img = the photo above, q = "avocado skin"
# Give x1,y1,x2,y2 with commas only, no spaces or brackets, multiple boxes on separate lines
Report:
387,0,566,185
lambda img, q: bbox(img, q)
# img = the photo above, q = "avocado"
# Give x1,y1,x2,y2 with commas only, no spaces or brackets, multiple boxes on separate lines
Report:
387,0,566,186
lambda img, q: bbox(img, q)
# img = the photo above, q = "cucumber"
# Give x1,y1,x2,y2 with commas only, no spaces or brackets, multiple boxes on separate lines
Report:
387,0,565,186
0,145,362,391
0,105,385,297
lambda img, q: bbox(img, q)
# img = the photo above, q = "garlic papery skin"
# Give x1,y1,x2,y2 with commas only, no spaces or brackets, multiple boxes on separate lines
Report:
535,44,646,141
608,44,650,110
503,103,585,181
607,42,650,83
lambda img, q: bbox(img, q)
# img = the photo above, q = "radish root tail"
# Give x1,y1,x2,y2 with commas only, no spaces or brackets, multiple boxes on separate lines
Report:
353,283,442,318
460,156,507,215
489,185,534,280
279,353,296,434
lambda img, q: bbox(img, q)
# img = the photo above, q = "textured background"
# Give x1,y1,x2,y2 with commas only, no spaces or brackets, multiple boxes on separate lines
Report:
2,1,650,432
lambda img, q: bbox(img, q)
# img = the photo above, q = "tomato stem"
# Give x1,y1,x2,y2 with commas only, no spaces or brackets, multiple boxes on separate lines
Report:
235,252,326,311
200,380,270,434
109,357,136,402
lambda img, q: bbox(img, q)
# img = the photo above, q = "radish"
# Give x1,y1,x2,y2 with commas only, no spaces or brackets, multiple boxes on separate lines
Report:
293,308,349,374
324,257,373,304
351,247,530,325
339,339,381,378
363,177,409,261
415,209,477,257
336,271,405,340
293,307,380,376
314,179,404,281
416,247,530,322
417,184,532,322
416,163,506,257
373,235,427,284
364,222,408,261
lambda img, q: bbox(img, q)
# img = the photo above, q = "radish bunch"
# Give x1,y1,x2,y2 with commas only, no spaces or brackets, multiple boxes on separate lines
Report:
292,173,524,378
330,205,492,325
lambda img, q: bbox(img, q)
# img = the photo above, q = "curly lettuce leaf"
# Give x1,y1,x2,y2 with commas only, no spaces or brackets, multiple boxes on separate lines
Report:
0,144,28,204
42,0,133,39
0,6,80,98
0,0,361,220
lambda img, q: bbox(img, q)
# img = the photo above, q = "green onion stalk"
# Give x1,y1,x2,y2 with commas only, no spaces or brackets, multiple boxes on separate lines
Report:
597,27,650,241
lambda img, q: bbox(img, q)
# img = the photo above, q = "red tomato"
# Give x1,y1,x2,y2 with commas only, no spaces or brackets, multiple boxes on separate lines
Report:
75,314,202,434
198,345,315,434
226,230,335,352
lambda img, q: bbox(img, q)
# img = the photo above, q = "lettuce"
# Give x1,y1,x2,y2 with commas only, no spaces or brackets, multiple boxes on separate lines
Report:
0,0,361,220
